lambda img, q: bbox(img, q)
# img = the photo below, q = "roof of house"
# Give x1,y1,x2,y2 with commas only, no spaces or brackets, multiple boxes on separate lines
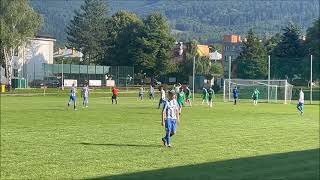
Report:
197,45,209,57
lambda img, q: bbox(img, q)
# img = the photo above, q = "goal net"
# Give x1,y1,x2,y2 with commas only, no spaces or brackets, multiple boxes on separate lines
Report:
223,79,293,104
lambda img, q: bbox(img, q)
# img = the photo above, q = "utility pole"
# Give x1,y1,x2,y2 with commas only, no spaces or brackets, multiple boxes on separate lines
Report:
268,55,271,102
310,54,313,104
62,58,64,90
192,56,195,102
228,56,231,101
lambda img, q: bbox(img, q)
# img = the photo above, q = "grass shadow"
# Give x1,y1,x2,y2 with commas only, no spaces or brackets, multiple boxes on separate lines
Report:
88,149,319,180
79,142,162,148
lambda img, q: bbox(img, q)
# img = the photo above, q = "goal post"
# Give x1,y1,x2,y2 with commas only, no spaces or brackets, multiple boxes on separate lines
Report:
223,79,293,104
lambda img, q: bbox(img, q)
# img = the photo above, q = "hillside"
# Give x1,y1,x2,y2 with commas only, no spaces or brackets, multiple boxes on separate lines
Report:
30,0,319,46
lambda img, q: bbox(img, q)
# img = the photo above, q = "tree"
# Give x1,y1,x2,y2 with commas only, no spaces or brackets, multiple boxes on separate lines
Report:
102,11,143,66
177,40,198,81
305,18,320,80
133,13,175,79
272,23,304,58
271,22,305,80
209,44,222,53
237,29,268,79
66,0,108,65
305,18,320,57
178,40,224,81
264,33,281,55
0,0,43,84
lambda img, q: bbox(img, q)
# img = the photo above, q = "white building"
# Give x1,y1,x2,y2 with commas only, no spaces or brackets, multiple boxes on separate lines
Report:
11,35,55,82
209,50,222,63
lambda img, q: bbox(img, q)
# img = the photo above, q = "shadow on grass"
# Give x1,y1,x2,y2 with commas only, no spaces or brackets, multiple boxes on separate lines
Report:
88,149,319,180
79,142,162,148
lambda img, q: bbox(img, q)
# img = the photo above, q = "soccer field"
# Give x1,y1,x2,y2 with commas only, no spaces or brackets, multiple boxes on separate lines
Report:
1,95,319,180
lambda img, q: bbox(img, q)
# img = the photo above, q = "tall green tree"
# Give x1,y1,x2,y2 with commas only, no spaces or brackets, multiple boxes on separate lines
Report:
195,57,223,78
305,18,320,57
237,29,268,79
272,23,304,58
271,23,305,80
0,0,43,84
305,18,320,80
177,40,198,81
102,11,143,66
133,13,175,78
264,33,281,55
179,40,223,81
67,0,108,65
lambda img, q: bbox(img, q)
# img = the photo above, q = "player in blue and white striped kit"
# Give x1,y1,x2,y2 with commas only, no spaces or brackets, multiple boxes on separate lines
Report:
161,90,180,147
81,83,89,108
67,83,77,111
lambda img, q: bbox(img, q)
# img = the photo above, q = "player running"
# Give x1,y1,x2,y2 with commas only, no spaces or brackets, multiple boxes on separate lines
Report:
149,85,155,100
177,88,184,114
112,86,118,104
297,88,304,115
138,86,144,101
67,83,77,111
201,87,209,105
208,87,215,108
81,83,89,108
161,90,180,147
233,86,239,105
158,86,166,109
252,88,260,105
185,86,192,106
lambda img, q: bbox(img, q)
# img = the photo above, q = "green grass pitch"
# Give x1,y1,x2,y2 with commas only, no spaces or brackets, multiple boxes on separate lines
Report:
1,95,319,179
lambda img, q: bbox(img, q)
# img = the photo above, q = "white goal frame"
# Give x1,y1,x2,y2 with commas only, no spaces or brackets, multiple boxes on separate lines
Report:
223,79,293,104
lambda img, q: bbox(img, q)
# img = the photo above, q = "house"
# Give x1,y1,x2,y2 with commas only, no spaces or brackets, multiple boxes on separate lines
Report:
209,50,222,63
171,43,210,63
197,45,210,57
10,35,55,83
222,35,242,78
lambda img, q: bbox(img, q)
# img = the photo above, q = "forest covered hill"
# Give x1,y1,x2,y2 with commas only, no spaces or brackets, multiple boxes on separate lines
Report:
30,0,319,46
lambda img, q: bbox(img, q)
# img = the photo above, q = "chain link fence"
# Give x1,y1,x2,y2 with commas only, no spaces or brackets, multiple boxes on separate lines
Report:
23,64,134,87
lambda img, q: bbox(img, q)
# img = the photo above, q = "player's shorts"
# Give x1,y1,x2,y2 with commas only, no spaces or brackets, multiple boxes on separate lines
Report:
178,101,183,107
112,95,117,99
233,96,238,99
69,95,76,101
297,102,304,108
186,94,191,100
253,96,257,100
165,118,177,133
208,96,213,101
